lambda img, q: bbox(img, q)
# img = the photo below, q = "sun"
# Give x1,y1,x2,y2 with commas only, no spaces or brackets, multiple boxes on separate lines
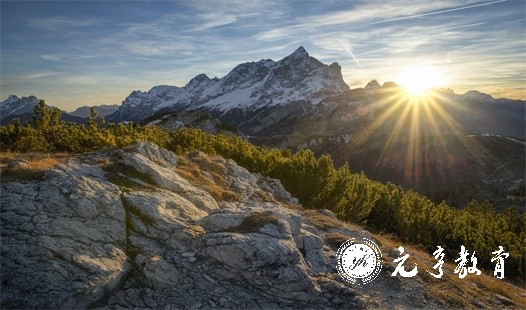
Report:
397,66,445,96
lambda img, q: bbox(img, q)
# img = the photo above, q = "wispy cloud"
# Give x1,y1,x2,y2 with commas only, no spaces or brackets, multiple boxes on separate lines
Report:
41,54,63,62
30,16,104,30
186,12,260,32
365,0,507,26
254,1,482,41
22,72,61,80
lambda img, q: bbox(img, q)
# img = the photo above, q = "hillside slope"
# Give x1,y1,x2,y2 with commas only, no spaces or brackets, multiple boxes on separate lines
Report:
1,142,524,309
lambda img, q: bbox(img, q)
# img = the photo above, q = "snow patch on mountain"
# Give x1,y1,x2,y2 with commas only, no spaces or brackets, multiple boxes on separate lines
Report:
107,46,350,127
0,95,40,119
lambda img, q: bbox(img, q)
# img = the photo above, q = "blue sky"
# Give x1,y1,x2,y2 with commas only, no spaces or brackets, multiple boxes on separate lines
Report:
1,0,524,111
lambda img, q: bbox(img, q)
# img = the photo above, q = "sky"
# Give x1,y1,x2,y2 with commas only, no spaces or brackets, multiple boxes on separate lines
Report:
1,0,525,111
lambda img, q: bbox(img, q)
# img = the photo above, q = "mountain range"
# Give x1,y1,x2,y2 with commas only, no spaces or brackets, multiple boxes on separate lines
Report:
1,46,524,209
107,46,349,134
0,95,118,125
104,46,524,140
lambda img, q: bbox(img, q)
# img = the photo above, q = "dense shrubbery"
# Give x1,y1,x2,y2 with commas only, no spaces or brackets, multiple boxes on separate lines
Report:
1,102,524,283
0,100,169,152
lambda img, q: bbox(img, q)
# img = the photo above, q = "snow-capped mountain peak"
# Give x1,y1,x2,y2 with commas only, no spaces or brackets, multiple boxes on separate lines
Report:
3,95,21,105
0,95,40,119
107,47,350,133
186,73,213,89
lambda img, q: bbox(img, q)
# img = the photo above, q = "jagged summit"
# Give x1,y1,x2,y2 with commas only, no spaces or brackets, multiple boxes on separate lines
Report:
288,46,309,59
3,94,20,103
186,73,212,88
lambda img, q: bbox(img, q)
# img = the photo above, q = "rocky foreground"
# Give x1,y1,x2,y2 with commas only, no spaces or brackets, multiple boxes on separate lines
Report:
1,143,524,309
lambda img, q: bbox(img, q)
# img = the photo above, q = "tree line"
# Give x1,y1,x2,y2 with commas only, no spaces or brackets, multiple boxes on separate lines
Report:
0,100,169,152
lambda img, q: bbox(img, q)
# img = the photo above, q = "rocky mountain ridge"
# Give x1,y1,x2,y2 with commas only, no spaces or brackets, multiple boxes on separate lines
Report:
107,47,349,134
104,46,524,139
0,95,40,118
1,142,524,309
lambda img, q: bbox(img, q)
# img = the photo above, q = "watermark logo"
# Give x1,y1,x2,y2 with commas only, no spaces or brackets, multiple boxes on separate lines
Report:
336,237,382,285
336,240,510,284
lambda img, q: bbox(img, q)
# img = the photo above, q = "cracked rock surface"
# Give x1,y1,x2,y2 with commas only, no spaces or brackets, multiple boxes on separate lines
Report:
2,142,444,309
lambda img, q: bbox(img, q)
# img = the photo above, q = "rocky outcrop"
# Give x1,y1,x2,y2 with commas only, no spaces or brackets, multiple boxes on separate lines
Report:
3,142,510,309
1,162,129,308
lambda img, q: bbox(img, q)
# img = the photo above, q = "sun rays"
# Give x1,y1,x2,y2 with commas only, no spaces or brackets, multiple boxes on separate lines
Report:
353,87,498,188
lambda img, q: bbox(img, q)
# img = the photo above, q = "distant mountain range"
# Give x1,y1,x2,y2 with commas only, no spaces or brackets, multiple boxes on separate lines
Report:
0,95,118,125
69,104,119,118
2,46,524,209
0,95,85,125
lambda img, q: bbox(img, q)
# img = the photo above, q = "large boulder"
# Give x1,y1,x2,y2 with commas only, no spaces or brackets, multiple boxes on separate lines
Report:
0,163,130,309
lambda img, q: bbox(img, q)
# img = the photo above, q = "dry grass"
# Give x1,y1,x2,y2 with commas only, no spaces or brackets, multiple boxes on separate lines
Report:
473,275,526,306
302,210,346,230
282,203,303,211
175,163,201,181
0,152,69,182
187,154,227,176
254,189,278,203
176,154,241,203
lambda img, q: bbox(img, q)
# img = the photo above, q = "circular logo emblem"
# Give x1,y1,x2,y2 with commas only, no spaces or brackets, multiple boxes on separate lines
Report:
337,237,382,285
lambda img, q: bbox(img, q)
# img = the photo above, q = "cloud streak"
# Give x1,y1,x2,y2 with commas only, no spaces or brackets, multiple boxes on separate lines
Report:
337,39,363,68
30,16,104,30
364,0,507,25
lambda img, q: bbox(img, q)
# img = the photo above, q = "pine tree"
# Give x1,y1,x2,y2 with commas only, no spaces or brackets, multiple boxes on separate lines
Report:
32,100,51,130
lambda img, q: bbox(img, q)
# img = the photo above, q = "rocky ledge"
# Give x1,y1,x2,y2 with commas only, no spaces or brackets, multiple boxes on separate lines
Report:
1,143,519,309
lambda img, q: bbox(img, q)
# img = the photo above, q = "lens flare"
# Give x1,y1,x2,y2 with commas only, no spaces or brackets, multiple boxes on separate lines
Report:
397,66,446,96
